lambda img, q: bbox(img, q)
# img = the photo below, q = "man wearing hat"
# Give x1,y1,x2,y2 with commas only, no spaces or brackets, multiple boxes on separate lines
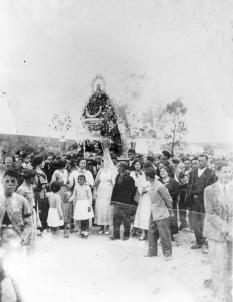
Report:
161,151,172,161
111,161,137,240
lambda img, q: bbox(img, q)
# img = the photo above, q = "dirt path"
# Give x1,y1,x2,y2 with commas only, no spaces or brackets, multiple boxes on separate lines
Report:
10,229,213,302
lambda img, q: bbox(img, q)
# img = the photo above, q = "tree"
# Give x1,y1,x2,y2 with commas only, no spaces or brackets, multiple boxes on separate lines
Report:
49,110,72,139
158,99,187,155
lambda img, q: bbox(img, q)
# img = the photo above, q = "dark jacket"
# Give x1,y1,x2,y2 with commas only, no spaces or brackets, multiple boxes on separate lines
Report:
187,167,216,212
111,173,137,206
160,177,180,207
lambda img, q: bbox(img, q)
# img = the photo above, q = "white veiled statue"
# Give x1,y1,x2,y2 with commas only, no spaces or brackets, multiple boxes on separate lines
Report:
94,142,118,234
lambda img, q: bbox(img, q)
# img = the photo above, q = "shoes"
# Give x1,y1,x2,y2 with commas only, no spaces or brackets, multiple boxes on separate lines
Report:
110,237,120,240
139,236,146,241
144,253,157,257
98,230,104,235
131,229,138,237
202,245,209,254
64,230,70,238
104,231,110,235
179,223,188,230
164,256,172,261
81,234,88,239
191,243,202,249
123,237,130,241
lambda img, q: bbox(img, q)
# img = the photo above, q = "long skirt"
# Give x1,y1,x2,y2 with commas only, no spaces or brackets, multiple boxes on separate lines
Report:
94,182,113,226
134,192,151,230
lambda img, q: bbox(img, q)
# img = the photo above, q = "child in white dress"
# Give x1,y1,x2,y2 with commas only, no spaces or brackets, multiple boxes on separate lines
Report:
46,182,64,234
70,174,94,239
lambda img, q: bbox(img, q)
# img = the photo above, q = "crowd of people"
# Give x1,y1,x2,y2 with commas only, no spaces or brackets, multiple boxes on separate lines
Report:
0,147,232,302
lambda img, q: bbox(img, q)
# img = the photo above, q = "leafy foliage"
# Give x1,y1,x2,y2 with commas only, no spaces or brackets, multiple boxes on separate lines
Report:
49,111,72,136
159,99,187,155
83,91,123,153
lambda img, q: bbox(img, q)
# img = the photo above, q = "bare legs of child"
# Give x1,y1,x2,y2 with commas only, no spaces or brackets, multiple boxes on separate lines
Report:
64,223,70,238
99,225,110,235
80,220,89,239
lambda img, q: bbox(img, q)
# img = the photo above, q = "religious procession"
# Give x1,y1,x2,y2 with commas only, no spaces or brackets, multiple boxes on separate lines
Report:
1,1,233,302
0,77,232,302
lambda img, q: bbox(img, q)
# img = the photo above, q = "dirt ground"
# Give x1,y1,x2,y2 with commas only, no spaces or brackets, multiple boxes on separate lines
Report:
5,227,214,302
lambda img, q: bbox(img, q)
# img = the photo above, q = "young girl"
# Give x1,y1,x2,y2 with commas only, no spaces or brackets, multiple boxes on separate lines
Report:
70,174,94,239
46,182,64,234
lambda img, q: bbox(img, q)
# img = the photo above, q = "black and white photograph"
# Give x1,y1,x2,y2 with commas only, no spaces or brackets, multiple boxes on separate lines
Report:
0,1,232,301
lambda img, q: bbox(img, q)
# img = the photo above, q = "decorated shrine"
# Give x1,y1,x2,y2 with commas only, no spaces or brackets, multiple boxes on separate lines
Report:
82,75,130,155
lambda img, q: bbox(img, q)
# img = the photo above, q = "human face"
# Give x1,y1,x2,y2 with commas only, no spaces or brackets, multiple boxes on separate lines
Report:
47,156,53,163
79,160,86,170
78,177,85,185
117,165,125,174
159,162,165,170
198,156,207,169
5,157,13,168
134,162,141,172
145,175,153,183
29,176,36,185
3,175,18,196
40,161,45,169
184,160,190,170
128,152,135,161
160,168,168,179
177,163,184,174
216,166,232,184
191,160,199,170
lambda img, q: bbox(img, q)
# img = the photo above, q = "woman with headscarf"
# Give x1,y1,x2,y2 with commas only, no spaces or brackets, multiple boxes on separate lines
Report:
94,148,117,235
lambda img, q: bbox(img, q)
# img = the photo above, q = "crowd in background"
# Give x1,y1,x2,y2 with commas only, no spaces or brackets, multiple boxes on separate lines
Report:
0,147,230,242
0,146,232,301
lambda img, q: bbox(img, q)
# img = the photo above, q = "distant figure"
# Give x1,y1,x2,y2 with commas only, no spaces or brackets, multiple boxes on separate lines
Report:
204,161,232,302
178,159,192,229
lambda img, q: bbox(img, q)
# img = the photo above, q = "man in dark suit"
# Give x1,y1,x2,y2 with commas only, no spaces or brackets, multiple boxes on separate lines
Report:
187,154,216,249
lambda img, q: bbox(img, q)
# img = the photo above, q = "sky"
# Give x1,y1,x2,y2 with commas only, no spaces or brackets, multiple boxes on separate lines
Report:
0,0,233,143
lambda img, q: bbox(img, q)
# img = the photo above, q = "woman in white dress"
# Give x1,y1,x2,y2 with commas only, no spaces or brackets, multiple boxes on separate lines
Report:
94,148,117,235
69,158,94,189
131,160,151,240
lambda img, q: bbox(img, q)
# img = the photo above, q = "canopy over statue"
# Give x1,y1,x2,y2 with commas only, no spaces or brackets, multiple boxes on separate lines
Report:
82,75,130,155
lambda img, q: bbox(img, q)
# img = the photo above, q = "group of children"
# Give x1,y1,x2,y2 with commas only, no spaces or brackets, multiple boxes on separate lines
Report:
46,174,94,239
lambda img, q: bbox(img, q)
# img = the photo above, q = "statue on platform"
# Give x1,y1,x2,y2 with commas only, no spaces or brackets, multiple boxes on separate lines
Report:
82,75,130,156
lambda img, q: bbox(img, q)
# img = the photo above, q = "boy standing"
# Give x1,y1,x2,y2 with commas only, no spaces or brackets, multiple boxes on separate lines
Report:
145,168,173,260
